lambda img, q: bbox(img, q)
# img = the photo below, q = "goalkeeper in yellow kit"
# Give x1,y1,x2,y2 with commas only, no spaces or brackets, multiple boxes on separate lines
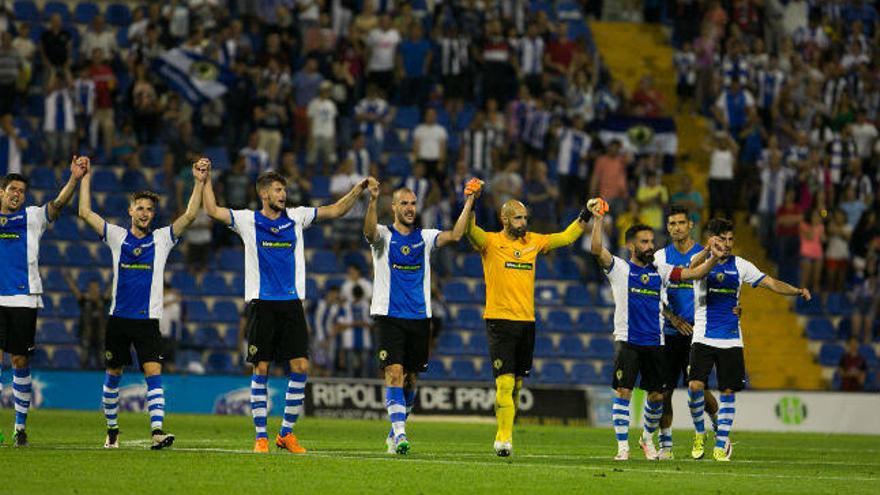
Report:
464,179,593,457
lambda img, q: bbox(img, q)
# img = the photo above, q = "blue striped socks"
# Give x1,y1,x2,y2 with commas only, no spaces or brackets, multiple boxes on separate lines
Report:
280,372,307,437
715,393,736,449
659,427,673,450
12,367,32,432
250,375,268,440
386,386,407,440
103,373,121,429
687,389,706,434
145,375,165,432
642,399,663,437
612,397,630,448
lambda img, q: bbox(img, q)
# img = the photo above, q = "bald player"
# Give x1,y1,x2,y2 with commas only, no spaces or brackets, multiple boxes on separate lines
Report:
466,198,590,457
365,182,477,455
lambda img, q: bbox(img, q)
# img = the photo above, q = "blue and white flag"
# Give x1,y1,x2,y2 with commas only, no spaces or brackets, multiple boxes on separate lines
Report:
596,115,678,160
151,49,236,105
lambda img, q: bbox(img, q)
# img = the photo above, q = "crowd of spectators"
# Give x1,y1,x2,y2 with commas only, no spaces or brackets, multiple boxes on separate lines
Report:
671,0,880,350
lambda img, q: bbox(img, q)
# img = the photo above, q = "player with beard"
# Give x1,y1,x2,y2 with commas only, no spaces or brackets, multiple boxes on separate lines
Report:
364,182,478,455
465,195,590,457
203,169,377,454
589,200,724,461
0,157,86,447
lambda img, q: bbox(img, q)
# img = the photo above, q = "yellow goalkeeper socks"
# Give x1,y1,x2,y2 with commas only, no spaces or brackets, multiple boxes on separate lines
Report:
495,375,515,443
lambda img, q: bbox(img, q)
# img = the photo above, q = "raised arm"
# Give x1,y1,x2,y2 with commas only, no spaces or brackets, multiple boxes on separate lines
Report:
171,158,209,236
437,194,477,248
203,167,232,225
545,218,587,253
757,276,811,300
48,156,87,221
465,213,488,251
316,178,372,221
77,159,106,235
588,199,613,269
678,240,722,280
363,177,380,244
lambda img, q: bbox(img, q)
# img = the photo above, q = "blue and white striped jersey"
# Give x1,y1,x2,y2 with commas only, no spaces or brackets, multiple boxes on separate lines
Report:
0,205,50,308
369,225,440,319
692,256,766,349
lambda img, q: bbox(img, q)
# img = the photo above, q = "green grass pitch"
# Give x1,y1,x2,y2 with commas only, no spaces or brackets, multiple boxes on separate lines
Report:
1,410,878,494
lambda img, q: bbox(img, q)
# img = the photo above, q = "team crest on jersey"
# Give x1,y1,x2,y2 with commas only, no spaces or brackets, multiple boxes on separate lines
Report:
716,272,725,283
493,359,503,370
640,273,650,285
401,245,411,255
271,227,280,234
0,217,6,227
248,345,258,356
132,247,142,257
379,350,388,361
513,250,521,258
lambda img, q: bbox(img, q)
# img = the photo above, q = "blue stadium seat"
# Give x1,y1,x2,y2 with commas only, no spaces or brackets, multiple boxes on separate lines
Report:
91,170,121,192
826,292,854,316
585,337,615,359
421,359,447,380
805,318,836,341
152,171,169,194
795,297,824,316
449,359,478,380
538,363,568,384
201,273,231,295
385,154,411,177
105,2,132,26
116,25,131,48
103,194,131,216
30,167,57,190
73,2,100,24
303,227,327,249
535,285,560,306
194,326,223,348
65,244,95,267
214,301,241,323
13,1,40,22
468,333,488,354
140,144,167,168
559,335,587,358
442,282,472,304
534,336,556,357
186,300,211,323
172,271,199,296
39,320,76,344
341,251,368,274
311,251,341,274
555,256,583,281
577,311,607,333
393,106,420,129
837,318,853,339
437,332,465,355
217,249,244,273
564,285,591,307
311,175,330,200
32,348,52,368
41,244,64,266
203,147,231,170
458,254,483,278
50,216,81,241
42,268,67,291
599,362,615,380
122,169,147,190
536,257,554,279
545,310,573,332
818,343,845,366
859,344,878,368
571,363,603,384
477,359,493,381
454,106,476,130
56,296,80,318
205,352,235,374
76,269,104,288
222,326,238,349
52,347,81,368
42,1,71,22
473,283,485,302
454,307,482,330
175,349,202,369
230,275,244,294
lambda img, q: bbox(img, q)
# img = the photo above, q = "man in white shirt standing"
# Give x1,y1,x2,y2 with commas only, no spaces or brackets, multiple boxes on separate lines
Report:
307,81,338,170
365,14,400,92
850,110,878,160
413,108,448,181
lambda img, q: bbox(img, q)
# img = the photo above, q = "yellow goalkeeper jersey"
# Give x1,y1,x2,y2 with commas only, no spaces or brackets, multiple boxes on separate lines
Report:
478,231,551,322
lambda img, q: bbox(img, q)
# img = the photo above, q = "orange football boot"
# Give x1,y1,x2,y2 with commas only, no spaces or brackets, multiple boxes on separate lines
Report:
276,433,307,454
253,437,269,453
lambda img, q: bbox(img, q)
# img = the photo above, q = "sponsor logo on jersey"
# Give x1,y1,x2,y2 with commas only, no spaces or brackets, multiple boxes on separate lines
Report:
0,232,21,239
392,263,422,271
629,287,660,296
261,241,292,248
504,261,533,270
120,262,152,270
